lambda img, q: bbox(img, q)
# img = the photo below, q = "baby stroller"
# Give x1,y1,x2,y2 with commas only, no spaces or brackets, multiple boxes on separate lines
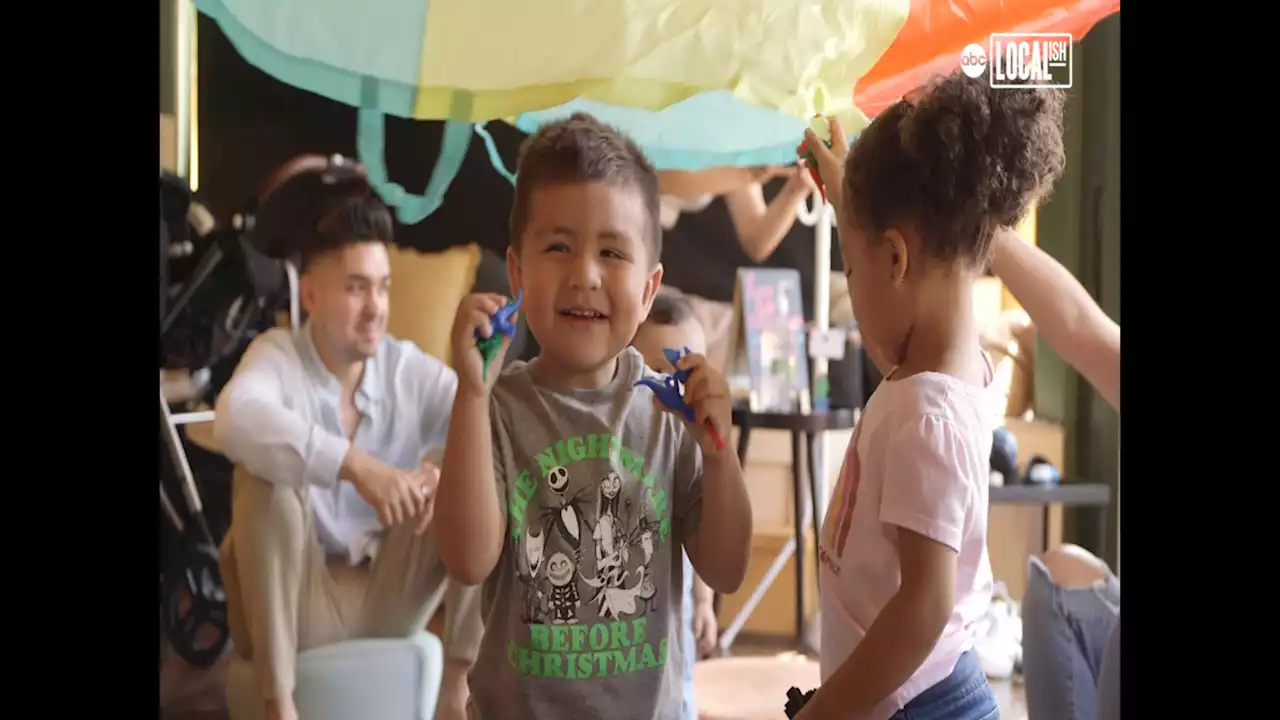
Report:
161,174,295,404
160,171,232,670
159,388,230,669
159,170,294,669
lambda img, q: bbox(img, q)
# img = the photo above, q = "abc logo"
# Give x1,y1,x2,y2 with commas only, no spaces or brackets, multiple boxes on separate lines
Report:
959,43,988,79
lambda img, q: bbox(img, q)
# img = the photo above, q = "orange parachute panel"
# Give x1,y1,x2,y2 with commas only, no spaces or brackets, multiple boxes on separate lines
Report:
854,0,1120,118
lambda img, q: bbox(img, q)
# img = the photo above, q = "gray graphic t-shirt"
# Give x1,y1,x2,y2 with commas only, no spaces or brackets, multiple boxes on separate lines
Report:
468,347,705,720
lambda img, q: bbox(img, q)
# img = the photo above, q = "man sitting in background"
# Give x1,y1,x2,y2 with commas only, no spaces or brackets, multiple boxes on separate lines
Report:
214,172,480,720
631,291,722,719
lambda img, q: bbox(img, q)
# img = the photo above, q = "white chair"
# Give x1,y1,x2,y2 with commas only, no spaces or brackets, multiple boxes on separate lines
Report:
227,633,444,720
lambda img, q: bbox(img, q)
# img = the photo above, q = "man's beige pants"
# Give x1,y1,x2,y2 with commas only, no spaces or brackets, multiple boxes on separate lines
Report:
219,469,483,703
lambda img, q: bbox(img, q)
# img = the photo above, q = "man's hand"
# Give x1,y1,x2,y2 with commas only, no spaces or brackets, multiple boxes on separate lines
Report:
800,115,851,211
451,292,514,396
667,352,732,456
342,448,430,528
692,598,718,656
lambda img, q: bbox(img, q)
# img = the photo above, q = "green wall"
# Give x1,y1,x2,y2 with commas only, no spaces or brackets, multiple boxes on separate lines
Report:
1033,13,1121,567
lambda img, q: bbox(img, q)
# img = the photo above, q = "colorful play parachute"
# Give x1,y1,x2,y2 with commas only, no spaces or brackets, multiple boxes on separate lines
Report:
515,0,1119,170
196,0,1118,220
195,0,909,126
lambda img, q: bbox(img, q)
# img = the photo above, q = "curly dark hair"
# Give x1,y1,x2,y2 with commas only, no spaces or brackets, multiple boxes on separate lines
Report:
843,71,1066,265
509,112,661,260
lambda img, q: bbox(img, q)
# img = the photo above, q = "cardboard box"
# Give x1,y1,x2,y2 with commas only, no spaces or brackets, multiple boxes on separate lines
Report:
734,428,855,531
733,428,794,527
987,417,1067,599
723,427,853,638
717,526,819,638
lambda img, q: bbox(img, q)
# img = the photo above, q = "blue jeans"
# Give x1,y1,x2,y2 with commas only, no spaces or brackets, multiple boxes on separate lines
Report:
1098,614,1120,720
888,650,998,720
1022,556,1121,720
680,551,697,719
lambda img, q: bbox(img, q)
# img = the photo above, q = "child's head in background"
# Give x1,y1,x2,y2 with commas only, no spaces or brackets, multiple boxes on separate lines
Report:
506,112,664,386
632,292,708,372
837,73,1066,369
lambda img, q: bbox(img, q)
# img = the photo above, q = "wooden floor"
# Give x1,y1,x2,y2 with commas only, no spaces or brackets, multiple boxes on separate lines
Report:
992,678,1029,720
721,639,1027,720
160,636,1028,719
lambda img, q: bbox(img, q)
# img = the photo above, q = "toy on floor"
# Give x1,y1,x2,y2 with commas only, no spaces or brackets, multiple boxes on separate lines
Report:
634,347,726,451
785,686,816,718
475,289,522,381
796,115,832,202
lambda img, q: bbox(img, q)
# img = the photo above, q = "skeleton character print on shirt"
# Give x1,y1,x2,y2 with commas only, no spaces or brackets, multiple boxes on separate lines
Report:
518,527,549,623
506,432,676,680
544,551,581,624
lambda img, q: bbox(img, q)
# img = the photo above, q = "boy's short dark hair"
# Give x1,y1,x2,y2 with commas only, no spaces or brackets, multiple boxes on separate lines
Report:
645,291,694,326
509,112,662,261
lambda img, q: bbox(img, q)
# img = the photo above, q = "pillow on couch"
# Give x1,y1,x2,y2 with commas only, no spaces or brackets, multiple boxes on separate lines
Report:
386,243,480,365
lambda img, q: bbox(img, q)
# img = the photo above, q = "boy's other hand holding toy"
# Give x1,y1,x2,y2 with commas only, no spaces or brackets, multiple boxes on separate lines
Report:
452,291,519,395
639,347,730,455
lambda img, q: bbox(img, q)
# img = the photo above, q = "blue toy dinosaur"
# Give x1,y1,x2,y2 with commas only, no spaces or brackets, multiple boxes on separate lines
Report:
662,347,693,385
475,289,523,380
634,346,725,450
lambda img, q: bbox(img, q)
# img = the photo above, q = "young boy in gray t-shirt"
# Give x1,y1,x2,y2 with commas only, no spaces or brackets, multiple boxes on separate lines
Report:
434,113,754,720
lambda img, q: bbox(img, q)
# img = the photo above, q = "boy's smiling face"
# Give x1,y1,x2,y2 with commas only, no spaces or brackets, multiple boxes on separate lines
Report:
508,180,663,385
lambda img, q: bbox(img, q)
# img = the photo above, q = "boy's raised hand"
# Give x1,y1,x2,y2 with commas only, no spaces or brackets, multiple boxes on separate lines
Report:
801,115,850,210
451,292,514,396
668,352,732,456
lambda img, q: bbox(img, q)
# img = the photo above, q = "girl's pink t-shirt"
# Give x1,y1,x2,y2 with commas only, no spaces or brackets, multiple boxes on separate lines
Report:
818,362,1001,720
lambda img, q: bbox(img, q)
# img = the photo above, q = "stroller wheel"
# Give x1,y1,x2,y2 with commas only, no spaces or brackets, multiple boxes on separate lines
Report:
162,542,230,669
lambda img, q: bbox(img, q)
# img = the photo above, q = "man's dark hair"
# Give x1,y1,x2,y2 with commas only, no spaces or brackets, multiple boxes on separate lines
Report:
250,166,394,270
842,71,1066,265
509,112,662,261
298,190,394,272
645,291,694,326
